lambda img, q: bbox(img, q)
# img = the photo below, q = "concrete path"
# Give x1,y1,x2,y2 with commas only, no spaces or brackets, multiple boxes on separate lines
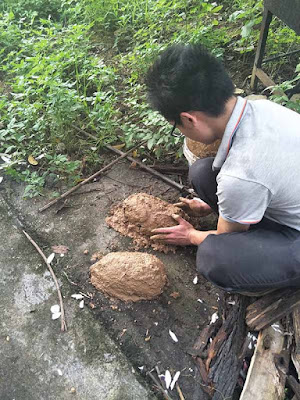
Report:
0,194,155,400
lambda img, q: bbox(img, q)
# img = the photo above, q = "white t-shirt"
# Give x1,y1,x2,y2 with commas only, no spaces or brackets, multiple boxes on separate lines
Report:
213,96,300,230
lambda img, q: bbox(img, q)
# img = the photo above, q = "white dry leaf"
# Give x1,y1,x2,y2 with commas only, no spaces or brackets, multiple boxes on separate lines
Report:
234,88,245,94
52,312,61,320
210,312,218,325
170,371,180,390
193,276,198,285
0,177,3,184
169,329,178,343
79,299,84,309
1,155,11,163
35,154,45,160
47,253,55,264
51,304,60,314
71,294,84,300
165,370,172,389
271,323,283,334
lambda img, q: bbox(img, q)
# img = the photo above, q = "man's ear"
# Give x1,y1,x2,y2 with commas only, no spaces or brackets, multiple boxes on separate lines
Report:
180,111,197,127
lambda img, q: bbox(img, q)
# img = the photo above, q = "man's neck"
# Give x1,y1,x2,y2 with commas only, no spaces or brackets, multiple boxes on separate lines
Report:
207,96,238,140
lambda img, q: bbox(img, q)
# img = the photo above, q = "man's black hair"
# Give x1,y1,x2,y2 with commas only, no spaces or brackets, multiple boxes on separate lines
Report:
145,44,235,124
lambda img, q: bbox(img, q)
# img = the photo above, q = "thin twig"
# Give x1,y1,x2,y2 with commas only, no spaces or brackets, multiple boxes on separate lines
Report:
106,144,193,194
39,140,147,212
71,124,195,196
62,271,79,286
146,371,174,400
23,230,67,332
176,383,186,400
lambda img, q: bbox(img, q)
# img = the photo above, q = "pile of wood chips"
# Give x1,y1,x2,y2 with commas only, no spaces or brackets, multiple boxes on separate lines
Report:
191,289,300,400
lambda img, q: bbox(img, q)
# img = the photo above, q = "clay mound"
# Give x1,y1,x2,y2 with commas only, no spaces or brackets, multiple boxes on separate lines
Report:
186,138,221,159
106,193,189,253
90,252,167,302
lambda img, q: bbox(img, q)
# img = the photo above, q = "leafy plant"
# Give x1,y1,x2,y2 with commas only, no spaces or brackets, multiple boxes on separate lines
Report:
0,11,119,196
1,0,300,197
270,62,300,113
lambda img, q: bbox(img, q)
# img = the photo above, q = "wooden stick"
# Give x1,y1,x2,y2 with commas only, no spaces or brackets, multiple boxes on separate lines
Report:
23,230,67,332
176,383,186,400
105,144,192,193
39,140,146,212
71,124,194,195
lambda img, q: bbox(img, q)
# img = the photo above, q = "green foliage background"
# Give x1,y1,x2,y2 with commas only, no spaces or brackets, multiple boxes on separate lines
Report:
0,0,299,196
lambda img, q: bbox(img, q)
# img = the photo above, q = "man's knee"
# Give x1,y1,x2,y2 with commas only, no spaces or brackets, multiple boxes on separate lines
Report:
196,236,231,288
188,157,214,188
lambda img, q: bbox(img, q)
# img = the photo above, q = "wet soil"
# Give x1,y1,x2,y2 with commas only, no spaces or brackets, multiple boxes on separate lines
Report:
106,193,189,253
90,251,167,302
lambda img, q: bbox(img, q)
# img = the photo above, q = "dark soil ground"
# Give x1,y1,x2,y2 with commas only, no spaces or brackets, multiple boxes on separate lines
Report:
3,153,224,399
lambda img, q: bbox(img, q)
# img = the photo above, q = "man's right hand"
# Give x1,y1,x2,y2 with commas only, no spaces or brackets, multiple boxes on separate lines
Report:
174,197,213,216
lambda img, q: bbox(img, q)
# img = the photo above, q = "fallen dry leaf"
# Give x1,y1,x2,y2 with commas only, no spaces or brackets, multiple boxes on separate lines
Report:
90,252,103,263
28,154,38,165
170,291,181,299
130,161,137,169
144,336,151,342
112,143,125,150
71,294,84,300
169,329,178,343
170,371,180,390
165,370,172,389
47,253,55,264
51,245,69,254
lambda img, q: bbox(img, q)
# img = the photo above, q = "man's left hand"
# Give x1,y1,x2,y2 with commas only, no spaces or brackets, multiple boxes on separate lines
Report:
150,214,197,246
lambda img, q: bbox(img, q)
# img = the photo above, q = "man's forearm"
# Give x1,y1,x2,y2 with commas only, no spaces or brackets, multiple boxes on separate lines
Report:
188,216,250,245
189,229,217,245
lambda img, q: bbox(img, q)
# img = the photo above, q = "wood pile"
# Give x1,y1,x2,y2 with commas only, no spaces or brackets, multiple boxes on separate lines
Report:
191,289,300,400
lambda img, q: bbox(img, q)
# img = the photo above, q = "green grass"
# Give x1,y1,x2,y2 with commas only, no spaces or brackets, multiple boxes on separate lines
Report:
0,0,299,197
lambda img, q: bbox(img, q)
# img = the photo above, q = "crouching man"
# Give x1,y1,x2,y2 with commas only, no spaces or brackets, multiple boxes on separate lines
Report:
146,43,300,295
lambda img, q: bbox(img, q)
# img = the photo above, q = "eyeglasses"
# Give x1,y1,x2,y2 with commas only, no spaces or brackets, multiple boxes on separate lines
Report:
170,122,183,138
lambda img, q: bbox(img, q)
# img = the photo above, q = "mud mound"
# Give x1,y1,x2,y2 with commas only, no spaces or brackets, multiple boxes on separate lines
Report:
106,193,189,253
90,252,167,302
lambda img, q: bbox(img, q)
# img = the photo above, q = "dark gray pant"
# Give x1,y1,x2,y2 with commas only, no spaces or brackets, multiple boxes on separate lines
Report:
189,158,300,292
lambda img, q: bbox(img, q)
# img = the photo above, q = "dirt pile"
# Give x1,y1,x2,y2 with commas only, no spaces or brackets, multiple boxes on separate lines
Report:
106,193,189,253
90,252,167,302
